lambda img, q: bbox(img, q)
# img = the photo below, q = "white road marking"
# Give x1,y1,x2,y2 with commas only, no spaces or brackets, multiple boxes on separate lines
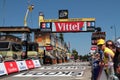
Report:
40,66,86,70
13,71,84,77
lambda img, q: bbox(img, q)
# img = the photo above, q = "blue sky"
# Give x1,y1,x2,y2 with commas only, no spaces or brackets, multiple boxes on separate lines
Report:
0,0,120,55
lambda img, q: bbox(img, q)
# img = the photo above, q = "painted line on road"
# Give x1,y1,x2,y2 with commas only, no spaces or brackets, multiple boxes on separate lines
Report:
13,71,84,77
40,66,86,70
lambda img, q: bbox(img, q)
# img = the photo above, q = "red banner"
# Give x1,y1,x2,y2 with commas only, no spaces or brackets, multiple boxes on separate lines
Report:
4,61,19,74
54,22,84,32
25,60,35,69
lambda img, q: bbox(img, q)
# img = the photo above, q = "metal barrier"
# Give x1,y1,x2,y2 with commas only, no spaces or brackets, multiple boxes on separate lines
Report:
108,55,119,80
91,54,119,80
107,61,119,80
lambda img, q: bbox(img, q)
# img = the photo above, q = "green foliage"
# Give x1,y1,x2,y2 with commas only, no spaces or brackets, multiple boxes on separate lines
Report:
72,49,78,60
79,54,90,61
71,48,90,61
59,33,64,42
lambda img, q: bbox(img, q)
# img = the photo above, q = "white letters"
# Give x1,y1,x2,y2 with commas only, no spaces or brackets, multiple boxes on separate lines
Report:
56,22,82,31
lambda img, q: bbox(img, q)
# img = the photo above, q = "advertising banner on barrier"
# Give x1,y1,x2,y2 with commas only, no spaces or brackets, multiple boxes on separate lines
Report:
0,63,7,76
25,60,35,69
32,60,41,68
16,60,28,71
4,61,19,74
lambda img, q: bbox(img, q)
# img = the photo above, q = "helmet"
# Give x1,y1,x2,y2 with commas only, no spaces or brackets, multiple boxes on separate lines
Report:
115,37,120,48
97,39,105,45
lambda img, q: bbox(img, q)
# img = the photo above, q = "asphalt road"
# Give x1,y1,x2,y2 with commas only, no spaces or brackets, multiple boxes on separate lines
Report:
0,61,92,80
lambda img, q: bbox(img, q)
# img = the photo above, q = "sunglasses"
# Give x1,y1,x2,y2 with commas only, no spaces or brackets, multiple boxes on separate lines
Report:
98,44,103,47
106,44,113,47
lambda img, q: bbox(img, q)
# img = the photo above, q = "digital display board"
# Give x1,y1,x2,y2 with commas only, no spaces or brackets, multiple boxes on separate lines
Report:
91,32,106,45
40,22,52,32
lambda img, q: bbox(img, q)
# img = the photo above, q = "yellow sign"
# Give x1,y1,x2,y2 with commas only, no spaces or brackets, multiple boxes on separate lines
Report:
39,17,95,22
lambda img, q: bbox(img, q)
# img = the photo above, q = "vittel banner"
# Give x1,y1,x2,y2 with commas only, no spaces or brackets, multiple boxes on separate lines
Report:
0,63,7,76
25,60,35,69
16,60,28,71
52,21,95,32
4,61,19,74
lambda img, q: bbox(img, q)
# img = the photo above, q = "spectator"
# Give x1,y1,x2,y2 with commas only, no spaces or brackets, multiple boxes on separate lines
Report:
97,39,115,79
0,55,3,63
21,52,27,59
106,40,119,79
92,53,101,80
12,53,18,60
114,37,120,79
106,40,116,52
97,39,115,60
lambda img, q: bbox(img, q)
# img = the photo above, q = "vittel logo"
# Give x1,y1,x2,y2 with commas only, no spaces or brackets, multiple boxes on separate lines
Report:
55,22,84,32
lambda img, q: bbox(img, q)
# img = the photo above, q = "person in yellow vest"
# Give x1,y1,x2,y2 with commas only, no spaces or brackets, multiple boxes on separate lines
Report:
97,39,115,80
97,39,114,58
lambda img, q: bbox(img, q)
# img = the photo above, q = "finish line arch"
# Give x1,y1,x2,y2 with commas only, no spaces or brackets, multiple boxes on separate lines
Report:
39,13,96,33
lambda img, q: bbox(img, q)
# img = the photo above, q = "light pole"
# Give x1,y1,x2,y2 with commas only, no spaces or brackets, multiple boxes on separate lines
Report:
22,4,34,59
111,25,116,40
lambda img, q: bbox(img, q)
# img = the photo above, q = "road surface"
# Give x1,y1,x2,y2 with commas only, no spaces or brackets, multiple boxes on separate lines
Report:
0,61,91,80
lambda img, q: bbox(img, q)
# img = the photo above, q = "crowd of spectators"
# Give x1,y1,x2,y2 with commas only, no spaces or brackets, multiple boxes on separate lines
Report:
91,38,120,80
